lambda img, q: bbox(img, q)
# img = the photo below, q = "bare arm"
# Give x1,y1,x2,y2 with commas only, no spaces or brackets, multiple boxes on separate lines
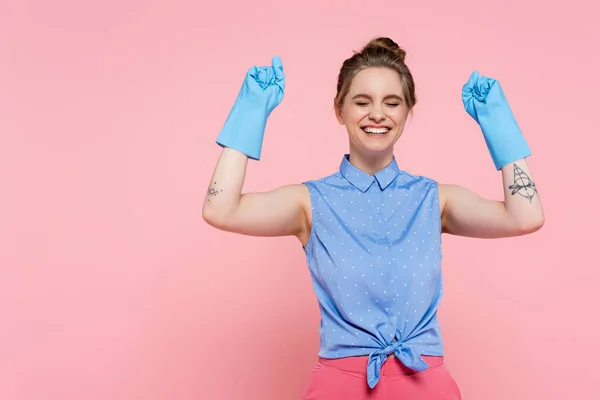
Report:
440,158,544,238
202,148,309,241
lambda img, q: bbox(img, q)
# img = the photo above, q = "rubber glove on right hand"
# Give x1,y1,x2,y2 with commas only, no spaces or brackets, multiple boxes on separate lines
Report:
462,71,531,170
216,56,285,160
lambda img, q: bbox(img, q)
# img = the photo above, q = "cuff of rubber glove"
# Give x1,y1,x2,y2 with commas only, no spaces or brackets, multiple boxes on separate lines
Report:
215,136,263,160
215,109,267,161
486,137,531,170
215,123,266,160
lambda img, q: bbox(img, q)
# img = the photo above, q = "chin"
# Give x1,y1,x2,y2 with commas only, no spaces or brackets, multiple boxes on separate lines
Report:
364,136,395,149
360,142,394,156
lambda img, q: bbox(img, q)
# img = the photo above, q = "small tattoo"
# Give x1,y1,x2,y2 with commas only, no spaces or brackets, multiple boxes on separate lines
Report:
508,164,537,203
207,181,223,202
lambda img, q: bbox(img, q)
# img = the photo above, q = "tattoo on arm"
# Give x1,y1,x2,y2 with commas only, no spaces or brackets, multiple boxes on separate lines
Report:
207,181,223,202
508,164,537,203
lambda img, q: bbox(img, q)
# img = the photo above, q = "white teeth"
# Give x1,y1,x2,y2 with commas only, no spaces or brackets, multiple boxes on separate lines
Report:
364,127,389,134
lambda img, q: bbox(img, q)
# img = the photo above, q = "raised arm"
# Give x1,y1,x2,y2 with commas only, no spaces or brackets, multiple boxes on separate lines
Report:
202,55,310,244
440,71,545,238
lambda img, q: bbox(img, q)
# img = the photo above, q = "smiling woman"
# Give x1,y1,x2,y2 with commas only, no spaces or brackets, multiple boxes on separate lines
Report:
332,38,417,174
203,36,544,400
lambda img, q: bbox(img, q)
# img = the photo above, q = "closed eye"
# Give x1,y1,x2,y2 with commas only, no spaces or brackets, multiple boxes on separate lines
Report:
354,101,401,107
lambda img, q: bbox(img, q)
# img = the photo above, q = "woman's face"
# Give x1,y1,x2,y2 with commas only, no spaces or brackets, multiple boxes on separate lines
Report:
336,67,410,158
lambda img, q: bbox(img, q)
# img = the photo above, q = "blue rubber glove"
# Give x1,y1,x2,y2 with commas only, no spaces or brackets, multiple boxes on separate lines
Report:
462,71,531,170
215,56,285,160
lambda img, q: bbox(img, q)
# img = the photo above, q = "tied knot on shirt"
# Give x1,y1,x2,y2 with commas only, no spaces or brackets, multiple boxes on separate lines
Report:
366,340,430,389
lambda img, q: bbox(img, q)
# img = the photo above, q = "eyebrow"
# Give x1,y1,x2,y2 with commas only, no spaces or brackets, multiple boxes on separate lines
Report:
351,94,404,101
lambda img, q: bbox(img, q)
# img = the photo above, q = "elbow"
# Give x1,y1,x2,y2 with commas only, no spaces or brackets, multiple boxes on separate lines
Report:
202,204,232,231
202,205,224,229
517,216,545,235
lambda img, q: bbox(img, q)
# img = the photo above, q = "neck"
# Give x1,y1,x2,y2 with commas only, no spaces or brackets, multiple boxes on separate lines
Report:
347,148,395,175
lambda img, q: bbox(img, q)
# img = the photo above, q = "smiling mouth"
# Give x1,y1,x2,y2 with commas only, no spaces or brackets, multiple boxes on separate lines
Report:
362,127,390,135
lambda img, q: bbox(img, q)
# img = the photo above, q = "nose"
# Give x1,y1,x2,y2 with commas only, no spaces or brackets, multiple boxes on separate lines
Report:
368,105,385,122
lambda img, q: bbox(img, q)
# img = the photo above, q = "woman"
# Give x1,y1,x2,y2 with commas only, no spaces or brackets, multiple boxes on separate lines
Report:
203,37,544,399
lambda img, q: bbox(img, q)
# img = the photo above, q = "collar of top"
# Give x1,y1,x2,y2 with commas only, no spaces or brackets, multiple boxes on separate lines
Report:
339,154,400,192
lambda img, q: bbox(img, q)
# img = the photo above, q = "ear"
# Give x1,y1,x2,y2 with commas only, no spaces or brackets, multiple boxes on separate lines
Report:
334,103,345,125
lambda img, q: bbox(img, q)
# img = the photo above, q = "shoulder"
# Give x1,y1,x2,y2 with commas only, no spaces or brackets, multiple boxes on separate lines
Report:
271,183,311,229
437,183,462,213
398,168,439,190
275,183,310,205
304,171,345,185
300,171,343,224
302,171,345,193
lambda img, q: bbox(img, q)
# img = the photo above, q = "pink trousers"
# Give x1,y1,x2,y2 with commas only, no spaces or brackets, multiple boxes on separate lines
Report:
302,355,462,400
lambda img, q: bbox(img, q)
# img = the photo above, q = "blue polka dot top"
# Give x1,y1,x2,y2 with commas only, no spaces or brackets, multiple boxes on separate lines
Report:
302,154,445,389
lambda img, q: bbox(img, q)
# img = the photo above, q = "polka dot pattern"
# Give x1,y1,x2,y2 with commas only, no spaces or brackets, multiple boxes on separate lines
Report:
302,154,445,388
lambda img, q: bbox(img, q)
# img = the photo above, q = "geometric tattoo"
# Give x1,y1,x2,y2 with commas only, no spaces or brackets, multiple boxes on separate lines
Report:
508,164,537,203
207,181,223,202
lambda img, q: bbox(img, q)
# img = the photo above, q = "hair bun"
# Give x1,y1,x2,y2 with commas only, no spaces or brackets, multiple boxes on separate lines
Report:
363,37,406,62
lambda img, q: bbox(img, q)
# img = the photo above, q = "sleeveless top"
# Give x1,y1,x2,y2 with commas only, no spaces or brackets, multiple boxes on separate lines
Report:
302,154,445,388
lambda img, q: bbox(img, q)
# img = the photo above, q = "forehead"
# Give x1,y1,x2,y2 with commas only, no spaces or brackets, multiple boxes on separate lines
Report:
348,67,404,96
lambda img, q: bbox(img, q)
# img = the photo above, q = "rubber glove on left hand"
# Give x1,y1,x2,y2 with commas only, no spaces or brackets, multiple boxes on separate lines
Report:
462,71,531,170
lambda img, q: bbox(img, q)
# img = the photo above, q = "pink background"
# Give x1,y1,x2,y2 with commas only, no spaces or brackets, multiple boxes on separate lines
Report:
1,1,599,399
